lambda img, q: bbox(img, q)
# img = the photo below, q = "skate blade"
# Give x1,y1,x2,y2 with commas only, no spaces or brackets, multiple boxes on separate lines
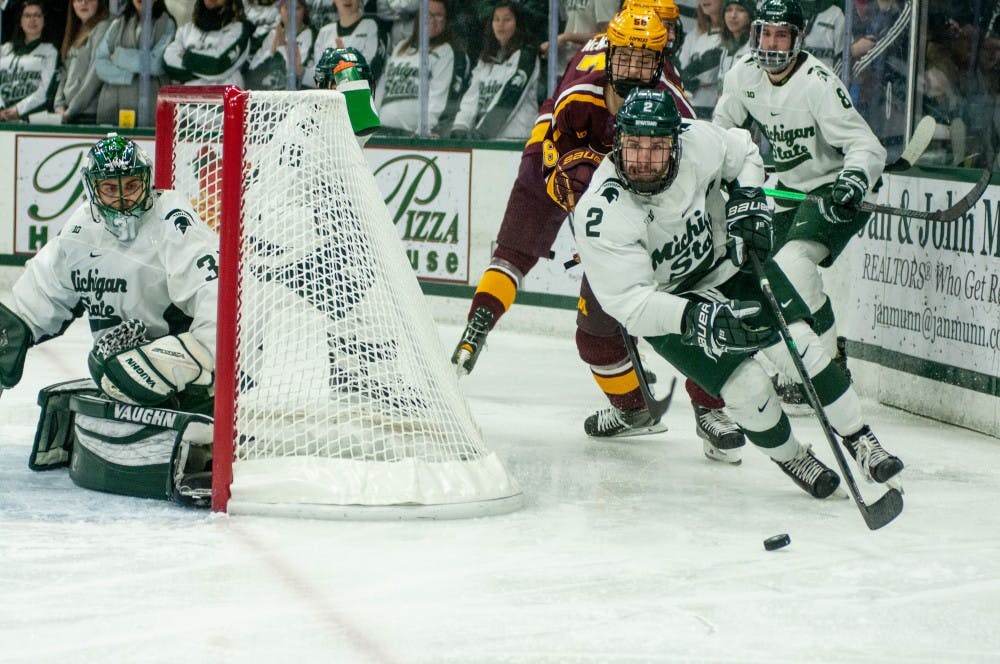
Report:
604,423,668,439
702,441,742,465
452,350,472,377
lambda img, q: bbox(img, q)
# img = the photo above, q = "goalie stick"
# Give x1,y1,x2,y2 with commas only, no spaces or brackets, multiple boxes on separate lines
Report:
748,252,903,531
620,327,677,422
765,167,991,223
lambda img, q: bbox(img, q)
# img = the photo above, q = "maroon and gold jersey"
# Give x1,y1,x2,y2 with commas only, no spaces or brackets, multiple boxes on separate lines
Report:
543,34,694,170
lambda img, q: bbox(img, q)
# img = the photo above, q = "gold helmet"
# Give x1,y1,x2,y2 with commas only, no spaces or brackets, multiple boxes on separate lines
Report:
606,7,668,52
623,0,679,23
606,8,667,97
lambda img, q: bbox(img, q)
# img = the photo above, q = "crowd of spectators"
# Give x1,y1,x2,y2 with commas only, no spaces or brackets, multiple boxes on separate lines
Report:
0,0,998,167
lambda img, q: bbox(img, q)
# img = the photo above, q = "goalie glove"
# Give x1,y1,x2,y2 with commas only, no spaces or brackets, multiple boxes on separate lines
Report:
680,299,779,360
89,321,214,406
546,147,604,212
0,301,33,388
828,169,868,223
725,186,773,271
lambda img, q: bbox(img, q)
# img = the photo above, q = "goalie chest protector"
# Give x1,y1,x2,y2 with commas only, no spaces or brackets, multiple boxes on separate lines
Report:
67,394,214,506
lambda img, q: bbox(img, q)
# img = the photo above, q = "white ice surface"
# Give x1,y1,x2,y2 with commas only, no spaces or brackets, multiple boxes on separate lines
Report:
2,319,1000,664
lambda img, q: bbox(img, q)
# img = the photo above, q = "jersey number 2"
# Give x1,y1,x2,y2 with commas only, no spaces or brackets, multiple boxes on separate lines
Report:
585,207,603,237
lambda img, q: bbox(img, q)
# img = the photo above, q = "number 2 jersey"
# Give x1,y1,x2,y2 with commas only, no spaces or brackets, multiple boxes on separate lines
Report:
572,120,764,338
10,190,220,357
713,52,885,197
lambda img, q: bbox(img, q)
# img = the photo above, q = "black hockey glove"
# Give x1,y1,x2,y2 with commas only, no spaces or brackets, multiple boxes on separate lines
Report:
681,299,779,360
725,186,773,271
0,301,33,388
828,169,868,223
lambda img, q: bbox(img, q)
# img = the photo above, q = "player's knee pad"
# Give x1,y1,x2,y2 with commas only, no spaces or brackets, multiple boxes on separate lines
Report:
29,378,103,471
773,240,829,314
575,327,627,367
761,321,831,381
719,358,783,434
66,393,214,507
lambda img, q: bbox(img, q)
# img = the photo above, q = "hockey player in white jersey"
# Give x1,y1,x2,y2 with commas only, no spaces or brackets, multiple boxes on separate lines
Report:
713,0,886,409
0,134,218,506
573,88,903,498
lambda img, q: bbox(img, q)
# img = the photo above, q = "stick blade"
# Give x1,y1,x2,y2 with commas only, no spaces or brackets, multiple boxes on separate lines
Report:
861,488,904,530
886,116,937,172
929,168,992,222
647,376,677,421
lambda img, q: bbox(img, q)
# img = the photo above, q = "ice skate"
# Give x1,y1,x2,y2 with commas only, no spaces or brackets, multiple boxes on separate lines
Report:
842,425,904,484
584,406,667,438
772,443,841,498
693,404,744,464
451,306,494,376
773,374,812,416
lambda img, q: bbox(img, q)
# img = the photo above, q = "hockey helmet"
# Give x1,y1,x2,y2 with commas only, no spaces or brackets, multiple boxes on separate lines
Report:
81,133,154,240
606,7,668,98
623,0,681,52
314,46,372,89
612,88,684,196
751,0,805,73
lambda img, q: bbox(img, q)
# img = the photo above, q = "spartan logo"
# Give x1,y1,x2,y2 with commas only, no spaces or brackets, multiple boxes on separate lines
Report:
167,208,194,235
600,179,622,204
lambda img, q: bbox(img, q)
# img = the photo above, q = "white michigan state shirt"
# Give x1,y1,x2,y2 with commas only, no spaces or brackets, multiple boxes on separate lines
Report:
714,51,886,195
573,120,764,339
11,190,219,357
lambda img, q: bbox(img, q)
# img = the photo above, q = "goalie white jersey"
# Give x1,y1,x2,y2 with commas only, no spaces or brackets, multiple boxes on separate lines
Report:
11,190,219,356
573,120,764,339
713,52,886,196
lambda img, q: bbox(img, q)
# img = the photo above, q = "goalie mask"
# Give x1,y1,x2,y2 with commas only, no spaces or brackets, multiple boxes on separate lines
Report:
82,134,154,241
751,0,805,74
623,0,681,54
612,88,683,196
606,7,667,98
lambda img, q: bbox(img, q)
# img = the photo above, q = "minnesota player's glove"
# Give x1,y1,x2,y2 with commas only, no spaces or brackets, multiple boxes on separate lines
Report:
681,299,779,360
546,148,604,212
828,168,868,223
725,186,773,271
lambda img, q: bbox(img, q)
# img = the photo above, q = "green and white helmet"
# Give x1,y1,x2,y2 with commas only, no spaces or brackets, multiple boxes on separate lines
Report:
613,88,684,195
82,133,154,240
750,0,805,74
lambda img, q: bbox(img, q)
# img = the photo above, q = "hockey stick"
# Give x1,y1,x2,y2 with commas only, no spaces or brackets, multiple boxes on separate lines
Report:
620,327,677,422
748,253,903,530
765,167,991,223
884,116,937,172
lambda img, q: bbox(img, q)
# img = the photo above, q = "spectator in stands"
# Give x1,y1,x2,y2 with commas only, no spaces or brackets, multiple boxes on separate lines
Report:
677,0,723,118
0,0,59,122
921,9,972,166
306,0,390,86
540,0,618,72
246,0,316,88
94,0,176,126
164,0,251,86
800,0,844,72
960,18,1000,168
54,0,111,124
717,0,752,87
374,0,469,135
849,0,910,161
244,0,281,56
449,0,539,140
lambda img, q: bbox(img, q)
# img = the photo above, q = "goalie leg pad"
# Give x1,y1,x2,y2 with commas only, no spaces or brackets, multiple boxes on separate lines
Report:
30,378,102,470
68,393,213,507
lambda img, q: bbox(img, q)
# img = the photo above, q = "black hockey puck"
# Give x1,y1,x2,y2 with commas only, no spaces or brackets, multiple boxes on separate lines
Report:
763,534,791,551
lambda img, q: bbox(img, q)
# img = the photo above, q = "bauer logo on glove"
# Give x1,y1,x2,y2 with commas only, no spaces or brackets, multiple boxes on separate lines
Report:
547,148,605,212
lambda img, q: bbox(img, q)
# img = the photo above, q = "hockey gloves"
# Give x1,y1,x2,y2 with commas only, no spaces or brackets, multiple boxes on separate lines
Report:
725,186,773,271
828,168,868,223
88,319,214,407
681,299,779,360
547,148,604,212
0,301,33,388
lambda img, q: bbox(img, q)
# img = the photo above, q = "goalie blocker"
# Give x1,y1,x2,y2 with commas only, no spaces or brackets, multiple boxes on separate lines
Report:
30,379,214,507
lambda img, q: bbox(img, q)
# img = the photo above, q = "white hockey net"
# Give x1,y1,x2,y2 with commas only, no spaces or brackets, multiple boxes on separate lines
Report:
159,88,522,519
